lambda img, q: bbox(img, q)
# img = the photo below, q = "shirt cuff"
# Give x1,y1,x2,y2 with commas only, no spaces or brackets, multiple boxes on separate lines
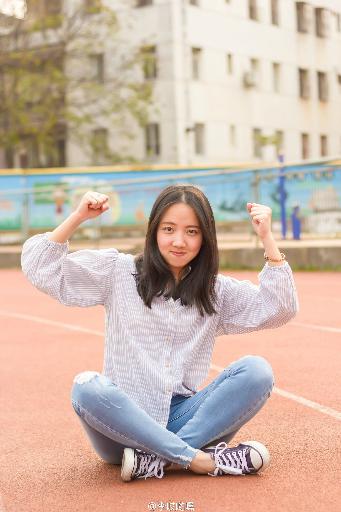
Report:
42,232,70,251
259,260,291,276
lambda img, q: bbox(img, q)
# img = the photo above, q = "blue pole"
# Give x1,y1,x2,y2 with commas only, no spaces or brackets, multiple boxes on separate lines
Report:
278,153,287,239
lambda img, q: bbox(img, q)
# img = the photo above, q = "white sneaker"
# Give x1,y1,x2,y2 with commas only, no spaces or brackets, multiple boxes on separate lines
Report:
203,441,270,476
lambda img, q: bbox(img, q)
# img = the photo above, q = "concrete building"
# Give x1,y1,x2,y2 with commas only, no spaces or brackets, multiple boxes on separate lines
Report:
120,0,341,166
1,0,341,167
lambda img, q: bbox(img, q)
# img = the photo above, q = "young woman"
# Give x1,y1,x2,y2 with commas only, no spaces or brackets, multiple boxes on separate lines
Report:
21,184,298,482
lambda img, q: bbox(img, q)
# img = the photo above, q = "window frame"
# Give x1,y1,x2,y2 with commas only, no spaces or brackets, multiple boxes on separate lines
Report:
145,123,161,157
270,0,280,26
194,123,205,155
191,47,202,80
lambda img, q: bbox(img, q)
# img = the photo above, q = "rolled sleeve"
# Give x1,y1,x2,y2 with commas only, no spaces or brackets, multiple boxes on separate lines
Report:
217,262,299,335
21,233,119,307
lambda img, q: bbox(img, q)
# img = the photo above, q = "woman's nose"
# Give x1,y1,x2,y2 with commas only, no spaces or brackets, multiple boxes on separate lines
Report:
172,234,186,247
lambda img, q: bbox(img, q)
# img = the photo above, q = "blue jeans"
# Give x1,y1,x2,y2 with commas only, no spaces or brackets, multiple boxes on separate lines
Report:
70,355,274,468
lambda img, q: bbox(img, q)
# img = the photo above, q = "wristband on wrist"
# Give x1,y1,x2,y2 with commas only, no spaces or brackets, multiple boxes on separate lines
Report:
264,252,286,262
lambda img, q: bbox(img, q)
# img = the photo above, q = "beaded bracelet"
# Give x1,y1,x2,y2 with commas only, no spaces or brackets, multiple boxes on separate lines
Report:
264,252,286,262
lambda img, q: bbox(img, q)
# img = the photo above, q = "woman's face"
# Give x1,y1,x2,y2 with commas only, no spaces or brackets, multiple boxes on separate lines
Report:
156,202,203,280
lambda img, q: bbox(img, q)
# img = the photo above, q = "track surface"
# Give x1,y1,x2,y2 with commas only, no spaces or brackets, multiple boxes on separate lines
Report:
0,269,340,512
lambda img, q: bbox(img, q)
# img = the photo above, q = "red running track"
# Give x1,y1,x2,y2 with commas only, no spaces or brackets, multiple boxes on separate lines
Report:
0,269,340,512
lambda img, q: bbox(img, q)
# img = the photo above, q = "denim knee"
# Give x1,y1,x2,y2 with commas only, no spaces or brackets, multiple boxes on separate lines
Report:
73,370,101,385
238,355,274,393
71,371,102,410
71,371,119,409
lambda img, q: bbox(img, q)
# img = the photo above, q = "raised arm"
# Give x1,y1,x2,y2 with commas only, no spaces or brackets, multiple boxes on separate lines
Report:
21,191,118,307
48,191,110,243
216,202,298,336
246,202,285,267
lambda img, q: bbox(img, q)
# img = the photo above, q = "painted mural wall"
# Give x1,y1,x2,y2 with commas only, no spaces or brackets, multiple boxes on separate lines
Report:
0,161,340,234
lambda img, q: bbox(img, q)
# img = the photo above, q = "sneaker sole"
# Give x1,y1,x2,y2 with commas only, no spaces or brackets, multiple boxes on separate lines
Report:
121,448,135,482
242,440,270,472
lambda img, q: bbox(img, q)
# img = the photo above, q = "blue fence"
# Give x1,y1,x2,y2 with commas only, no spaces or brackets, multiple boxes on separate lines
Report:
0,159,340,237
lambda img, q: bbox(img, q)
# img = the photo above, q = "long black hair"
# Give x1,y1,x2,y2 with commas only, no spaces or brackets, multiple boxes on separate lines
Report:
134,184,219,316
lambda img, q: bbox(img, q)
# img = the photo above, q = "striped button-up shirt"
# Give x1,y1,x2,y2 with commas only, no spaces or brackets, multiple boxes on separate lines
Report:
21,233,298,427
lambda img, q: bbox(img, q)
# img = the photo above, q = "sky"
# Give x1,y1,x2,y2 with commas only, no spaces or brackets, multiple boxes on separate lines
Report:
0,0,26,19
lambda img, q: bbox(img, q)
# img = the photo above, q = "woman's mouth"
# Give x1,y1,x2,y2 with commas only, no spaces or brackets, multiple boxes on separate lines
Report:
170,251,186,257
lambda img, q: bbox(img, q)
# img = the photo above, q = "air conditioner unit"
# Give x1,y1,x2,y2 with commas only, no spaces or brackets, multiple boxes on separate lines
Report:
243,71,257,88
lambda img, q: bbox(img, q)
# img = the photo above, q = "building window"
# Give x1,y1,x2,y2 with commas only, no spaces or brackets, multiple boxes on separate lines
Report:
226,53,233,74
275,130,284,154
298,68,310,99
194,123,205,155
296,2,310,33
18,149,29,169
248,0,258,21
249,58,260,86
56,138,66,167
253,128,262,158
315,8,329,38
47,138,66,167
272,62,280,93
24,137,40,168
191,48,202,80
270,0,279,25
48,125,67,167
92,128,109,161
320,135,328,157
141,46,157,80
229,125,236,147
250,58,260,75
136,0,153,7
301,133,309,160
4,147,14,168
89,54,104,83
145,123,160,156
317,72,329,102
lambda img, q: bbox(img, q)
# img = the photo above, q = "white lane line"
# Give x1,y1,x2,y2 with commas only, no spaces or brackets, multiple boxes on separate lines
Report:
211,363,341,422
2,309,340,421
0,310,103,337
271,387,341,421
290,321,341,334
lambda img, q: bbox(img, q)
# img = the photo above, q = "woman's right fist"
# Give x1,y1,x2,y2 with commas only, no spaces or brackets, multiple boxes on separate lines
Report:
74,191,110,221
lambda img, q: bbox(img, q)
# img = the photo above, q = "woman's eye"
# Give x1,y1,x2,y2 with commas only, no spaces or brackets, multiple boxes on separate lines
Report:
162,226,173,233
187,229,198,235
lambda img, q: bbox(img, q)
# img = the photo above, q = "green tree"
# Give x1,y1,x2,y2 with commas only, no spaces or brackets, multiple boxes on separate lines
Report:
0,0,154,168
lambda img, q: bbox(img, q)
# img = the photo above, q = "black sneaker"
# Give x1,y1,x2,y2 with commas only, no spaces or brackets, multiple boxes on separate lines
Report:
121,448,169,482
203,441,270,476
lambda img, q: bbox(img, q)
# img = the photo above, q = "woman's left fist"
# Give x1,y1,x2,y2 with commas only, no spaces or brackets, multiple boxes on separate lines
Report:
246,202,272,239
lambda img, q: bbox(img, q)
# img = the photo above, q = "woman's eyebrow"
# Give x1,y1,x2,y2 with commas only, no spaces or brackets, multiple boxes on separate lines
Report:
160,221,200,228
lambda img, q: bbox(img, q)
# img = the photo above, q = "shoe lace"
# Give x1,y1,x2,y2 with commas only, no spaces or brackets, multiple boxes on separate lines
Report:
208,442,250,476
136,452,166,480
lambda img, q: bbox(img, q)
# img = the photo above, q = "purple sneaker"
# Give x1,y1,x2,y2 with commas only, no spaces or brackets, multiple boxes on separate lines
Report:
203,441,270,476
121,448,169,482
